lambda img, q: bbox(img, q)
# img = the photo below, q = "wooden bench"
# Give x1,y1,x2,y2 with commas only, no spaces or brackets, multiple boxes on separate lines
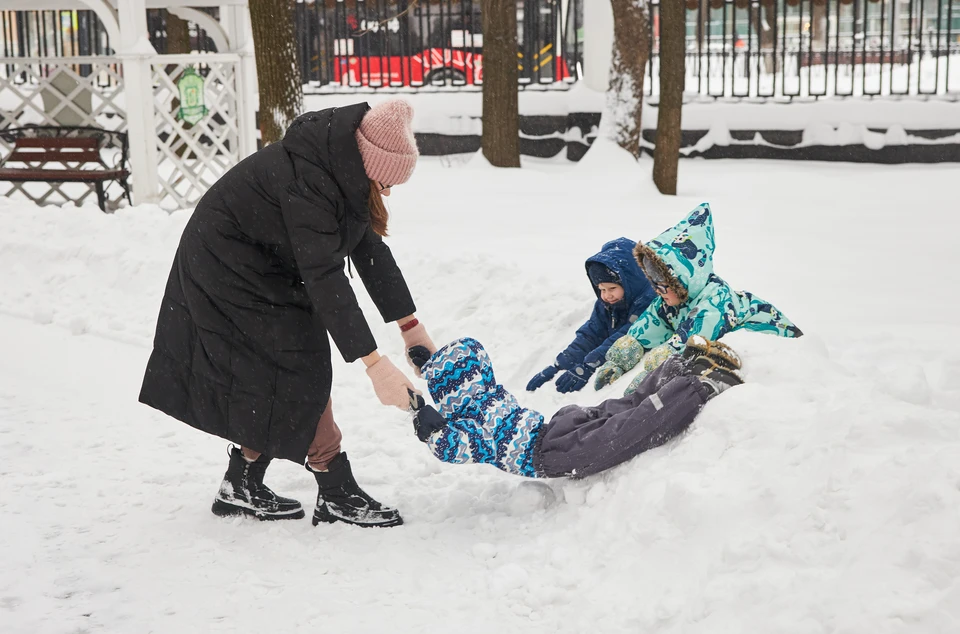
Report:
0,126,132,211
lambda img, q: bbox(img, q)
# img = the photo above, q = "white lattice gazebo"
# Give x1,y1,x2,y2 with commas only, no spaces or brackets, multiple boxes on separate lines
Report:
1,0,257,209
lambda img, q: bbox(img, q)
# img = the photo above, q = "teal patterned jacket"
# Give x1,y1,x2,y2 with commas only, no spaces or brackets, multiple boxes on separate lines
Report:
626,203,803,354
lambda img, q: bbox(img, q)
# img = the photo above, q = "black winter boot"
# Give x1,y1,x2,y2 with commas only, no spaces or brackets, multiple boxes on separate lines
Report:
308,452,403,528
211,446,305,521
689,356,744,400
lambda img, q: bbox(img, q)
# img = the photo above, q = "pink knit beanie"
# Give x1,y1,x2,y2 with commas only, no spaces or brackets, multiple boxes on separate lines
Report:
355,99,419,186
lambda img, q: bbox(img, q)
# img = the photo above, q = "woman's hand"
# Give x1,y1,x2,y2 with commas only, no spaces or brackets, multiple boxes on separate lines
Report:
366,355,418,410
399,315,436,376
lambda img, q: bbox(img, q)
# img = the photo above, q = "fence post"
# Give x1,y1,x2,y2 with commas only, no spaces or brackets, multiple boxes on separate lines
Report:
222,4,258,159
116,0,160,205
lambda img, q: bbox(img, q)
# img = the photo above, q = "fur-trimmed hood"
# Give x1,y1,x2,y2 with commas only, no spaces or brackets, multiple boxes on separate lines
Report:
634,203,716,303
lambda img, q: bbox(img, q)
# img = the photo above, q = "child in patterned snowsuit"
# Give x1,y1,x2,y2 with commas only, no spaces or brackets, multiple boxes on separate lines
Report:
407,336,743,479
526,238,657,394
594,203,803,395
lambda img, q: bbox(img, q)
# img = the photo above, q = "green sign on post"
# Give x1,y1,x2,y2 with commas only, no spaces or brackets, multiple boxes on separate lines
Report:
176,66,208,126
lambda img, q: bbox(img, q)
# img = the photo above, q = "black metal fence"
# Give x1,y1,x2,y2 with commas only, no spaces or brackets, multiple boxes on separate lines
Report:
1,1,958,98
1,10,112,58
668,0,960,98
0,9,218,59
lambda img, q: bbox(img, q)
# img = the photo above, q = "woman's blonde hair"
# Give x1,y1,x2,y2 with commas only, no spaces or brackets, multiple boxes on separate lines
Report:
368,180,389,237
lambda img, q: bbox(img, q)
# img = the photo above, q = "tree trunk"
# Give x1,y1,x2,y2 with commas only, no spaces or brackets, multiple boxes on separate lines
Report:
165,11,192,158
480,0,520,167
607,0,650,159
653,0,684,195
249,0,304,145
165,10,190,55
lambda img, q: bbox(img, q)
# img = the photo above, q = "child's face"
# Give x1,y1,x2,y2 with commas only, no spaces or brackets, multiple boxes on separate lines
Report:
598,283,624,305
654,284,682,306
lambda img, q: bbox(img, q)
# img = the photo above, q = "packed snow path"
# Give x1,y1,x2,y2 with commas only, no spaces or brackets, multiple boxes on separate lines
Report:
2,150,959,633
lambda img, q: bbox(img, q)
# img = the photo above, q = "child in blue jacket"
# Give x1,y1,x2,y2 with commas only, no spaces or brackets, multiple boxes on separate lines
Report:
407,336,744,478
526,238,657,394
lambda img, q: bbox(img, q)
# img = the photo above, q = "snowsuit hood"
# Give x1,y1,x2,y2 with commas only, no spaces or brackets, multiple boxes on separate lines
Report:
634,204,716,304
421,338,544,477
586,237,653,312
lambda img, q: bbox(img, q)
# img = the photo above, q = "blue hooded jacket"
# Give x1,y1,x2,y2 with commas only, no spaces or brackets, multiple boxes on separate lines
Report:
556,238,657,371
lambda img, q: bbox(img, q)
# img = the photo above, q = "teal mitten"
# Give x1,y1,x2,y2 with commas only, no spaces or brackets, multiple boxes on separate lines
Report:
593,361,624,390
623,345,674,395
593,336,645,389
605,335,645,372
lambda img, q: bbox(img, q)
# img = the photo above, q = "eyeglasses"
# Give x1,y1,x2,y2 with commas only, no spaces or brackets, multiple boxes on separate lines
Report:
653,283,670,295
376,181,391,192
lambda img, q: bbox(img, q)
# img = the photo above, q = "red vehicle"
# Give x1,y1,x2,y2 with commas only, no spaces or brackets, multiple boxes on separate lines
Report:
332,44,573,87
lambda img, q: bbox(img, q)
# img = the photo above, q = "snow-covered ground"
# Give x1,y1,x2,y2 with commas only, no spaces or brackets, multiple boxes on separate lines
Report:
2,146,960,633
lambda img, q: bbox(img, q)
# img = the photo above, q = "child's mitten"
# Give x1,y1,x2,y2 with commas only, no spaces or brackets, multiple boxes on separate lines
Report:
643,344,674,372
605,335,646,372
408,389,446,442
593,361,624,389
623,345,675,395
555,363,593,393
407,345,434,374
526,365,559,391
624,370,648,396
622,345,678,395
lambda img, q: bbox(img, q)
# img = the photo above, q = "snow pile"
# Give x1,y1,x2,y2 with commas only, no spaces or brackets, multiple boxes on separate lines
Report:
1,156,960,632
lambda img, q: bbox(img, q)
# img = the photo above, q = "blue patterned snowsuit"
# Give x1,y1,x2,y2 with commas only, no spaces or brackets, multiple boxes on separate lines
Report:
625,203,802,354
419,338,712,479
556,238,657,370
422,338,545,477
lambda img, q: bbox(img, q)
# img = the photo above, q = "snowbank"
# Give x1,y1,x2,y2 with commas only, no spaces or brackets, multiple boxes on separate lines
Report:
1,157,959,632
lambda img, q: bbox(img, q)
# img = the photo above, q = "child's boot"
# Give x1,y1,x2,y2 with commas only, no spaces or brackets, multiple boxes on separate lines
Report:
682,335,742,371
689,356,744,399
211,446,305,521
308,453,403,528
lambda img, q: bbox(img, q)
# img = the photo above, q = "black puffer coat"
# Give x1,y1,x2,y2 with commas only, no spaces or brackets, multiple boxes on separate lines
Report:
139,104,416,462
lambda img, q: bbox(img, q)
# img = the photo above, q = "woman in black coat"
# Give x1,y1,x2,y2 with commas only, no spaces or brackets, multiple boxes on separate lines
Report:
139,100,434,528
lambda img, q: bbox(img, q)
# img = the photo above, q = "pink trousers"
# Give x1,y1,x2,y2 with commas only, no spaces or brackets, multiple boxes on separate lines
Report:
242,398,342,470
